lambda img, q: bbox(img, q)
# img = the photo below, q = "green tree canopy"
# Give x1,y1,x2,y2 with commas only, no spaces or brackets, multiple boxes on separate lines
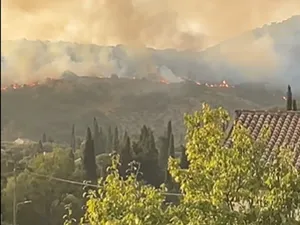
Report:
81,103,300,225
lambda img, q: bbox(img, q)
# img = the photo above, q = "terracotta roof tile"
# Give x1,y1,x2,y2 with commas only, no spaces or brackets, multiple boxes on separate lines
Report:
225,110,300,169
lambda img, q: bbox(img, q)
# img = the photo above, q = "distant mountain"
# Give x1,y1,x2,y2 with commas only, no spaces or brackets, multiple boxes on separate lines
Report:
1,15,300,90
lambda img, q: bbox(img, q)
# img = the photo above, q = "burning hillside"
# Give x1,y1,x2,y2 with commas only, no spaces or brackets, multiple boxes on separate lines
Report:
0,77,60,92
1,75,236,92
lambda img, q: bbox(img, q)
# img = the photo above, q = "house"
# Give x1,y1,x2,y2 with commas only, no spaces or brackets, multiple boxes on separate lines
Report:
13,138,35,145
224,85,300,169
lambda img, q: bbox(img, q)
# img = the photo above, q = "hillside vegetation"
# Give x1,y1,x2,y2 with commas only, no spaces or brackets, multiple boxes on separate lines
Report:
1,76,289,142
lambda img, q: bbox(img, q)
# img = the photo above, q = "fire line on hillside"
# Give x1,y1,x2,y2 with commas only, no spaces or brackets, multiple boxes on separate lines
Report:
0,76,287,101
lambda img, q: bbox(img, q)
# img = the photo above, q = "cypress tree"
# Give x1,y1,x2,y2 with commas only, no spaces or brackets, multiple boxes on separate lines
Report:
113,126,119,152
106,126,113,153
168,134,175,158
70,124,76,153
167,120,172,143
83,127,97,182
93,118,100,155
158,136,169,170
38,140,43,153
42,132,47,143
99,126,106,154
123,130,128,145
68,149,75,172
119,136,132,178
180,145,189,169
292,99,297,111
164,134,175,189
287,85,293,110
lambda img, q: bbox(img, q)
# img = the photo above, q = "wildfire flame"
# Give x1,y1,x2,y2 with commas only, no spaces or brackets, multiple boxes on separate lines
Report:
0,76,287,102
0,76,234,92
1,77,58,92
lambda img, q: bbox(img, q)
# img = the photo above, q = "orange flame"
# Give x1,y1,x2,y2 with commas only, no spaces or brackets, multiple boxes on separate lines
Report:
159,79,169,84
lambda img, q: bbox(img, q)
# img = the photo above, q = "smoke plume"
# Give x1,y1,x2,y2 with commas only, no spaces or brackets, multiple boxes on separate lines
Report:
1,0,300,83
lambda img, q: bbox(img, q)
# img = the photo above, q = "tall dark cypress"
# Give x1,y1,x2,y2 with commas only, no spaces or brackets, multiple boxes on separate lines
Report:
180,145,189,169
287,85,293,110
113,126,119,152
99,127,106,154
158,136,169,170
106,126,113,153
38,140,43,153
168,134,175,158
93,118,100,155
123,131,128,145
70,124,76,153
164,134,175,189
42,132,47,143
292,99,297,111
83,127,97,182
167,120,172,143
119,136,132,178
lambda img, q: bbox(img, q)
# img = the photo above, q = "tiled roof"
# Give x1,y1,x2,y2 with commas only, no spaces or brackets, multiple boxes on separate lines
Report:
224,110,300,169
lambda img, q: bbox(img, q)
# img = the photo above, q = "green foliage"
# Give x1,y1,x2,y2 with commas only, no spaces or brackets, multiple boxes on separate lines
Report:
3,103,299,225
2,76,286,143
179,145,189,169
2,148,82,225
169,103,300,224
132,126,162,187
82,155,171,225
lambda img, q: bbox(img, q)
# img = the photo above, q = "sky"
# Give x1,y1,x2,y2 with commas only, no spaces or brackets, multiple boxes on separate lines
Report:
2,0,300,50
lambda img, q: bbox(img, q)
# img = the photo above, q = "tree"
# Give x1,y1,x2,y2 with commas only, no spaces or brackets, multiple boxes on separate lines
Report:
81,155,171,225
168,134,175,158
82,127,97,182
37,140,43,154
42,132,47,143
158,136,169,171
167,120,172,143
119,136,132,178
293,99,298,111
98,126,106,155
164,134,175,189
93,118,100,155
169,103,300,224
287,85,293,110
113,126,119,152
2,148,81,225
132,126,162,187
106,126,113,153
70,124,76,153
80,104,300,225
179,145,189,169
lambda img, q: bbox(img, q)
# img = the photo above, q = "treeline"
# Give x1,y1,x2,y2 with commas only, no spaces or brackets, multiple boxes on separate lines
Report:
66,118,189,188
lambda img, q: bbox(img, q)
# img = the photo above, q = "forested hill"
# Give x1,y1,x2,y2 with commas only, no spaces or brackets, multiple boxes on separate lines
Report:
1,76,292,142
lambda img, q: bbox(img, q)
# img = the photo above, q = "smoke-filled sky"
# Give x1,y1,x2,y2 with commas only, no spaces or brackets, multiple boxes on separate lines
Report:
2,0,300,50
